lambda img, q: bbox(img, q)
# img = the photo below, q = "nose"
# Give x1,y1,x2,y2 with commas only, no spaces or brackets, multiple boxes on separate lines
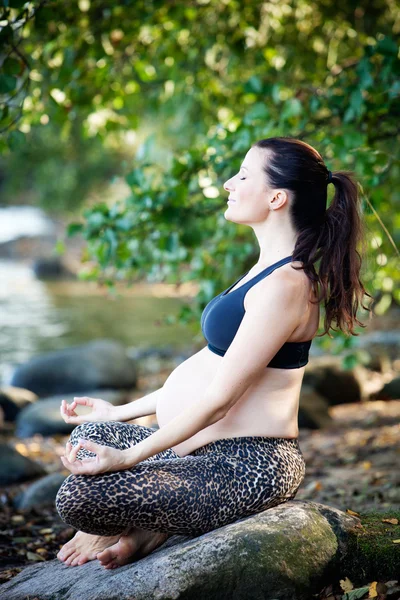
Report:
223,178,234,192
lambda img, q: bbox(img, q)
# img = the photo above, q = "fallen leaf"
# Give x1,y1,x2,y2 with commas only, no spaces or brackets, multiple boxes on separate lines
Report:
391,539,400,543
346,509,360,517
11,515,24,523
381,518,398,525
26,551,45,562
368,581,378,598
340,576,354,592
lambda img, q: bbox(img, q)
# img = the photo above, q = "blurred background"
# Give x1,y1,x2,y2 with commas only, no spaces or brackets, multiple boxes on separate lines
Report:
0,0,399,593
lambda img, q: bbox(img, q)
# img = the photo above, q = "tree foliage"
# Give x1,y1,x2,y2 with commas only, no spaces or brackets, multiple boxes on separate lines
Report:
1,0,399,364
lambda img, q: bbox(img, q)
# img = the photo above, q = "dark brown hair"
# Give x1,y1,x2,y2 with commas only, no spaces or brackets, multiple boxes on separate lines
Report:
252,136,374,338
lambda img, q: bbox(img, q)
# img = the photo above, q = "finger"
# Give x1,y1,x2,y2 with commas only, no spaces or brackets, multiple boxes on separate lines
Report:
73,397,93,407
78,438,99,455
61,455,82,474
60,455,75,473
61,454,96,475
68,400,77,412
65,400,77,416
61,400,75,418
69,441,83,462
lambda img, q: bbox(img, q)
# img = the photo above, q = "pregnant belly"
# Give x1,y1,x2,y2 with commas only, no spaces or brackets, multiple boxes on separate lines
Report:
156,346,301,457
156,347,216,428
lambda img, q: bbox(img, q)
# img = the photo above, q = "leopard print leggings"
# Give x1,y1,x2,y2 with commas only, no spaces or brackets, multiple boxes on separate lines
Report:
55,421,306,537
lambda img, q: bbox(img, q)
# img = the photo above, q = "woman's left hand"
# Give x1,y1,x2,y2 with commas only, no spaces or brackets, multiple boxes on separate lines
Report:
60,439,128,475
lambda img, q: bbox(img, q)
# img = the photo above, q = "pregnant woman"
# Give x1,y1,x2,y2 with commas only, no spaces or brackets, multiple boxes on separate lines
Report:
56,136,372,569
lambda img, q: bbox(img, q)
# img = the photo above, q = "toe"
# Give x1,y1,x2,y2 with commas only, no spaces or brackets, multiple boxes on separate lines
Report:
70,554,84,567
97,548,111,564
65,550,79,566
57,546,71,561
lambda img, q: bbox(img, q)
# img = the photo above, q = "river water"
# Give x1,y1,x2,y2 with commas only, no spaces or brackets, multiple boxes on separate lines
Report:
0,207,195,387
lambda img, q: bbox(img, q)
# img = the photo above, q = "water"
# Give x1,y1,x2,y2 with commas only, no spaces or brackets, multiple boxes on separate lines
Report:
0,205,55,243
0,206,196,387
0,259,195,386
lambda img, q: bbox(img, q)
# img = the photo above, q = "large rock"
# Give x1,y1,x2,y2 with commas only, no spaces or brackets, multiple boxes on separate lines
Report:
303,362,361,406
13,472,67,510
298,385,333,429
0,385,38,423
31,257,76,280
10,339,138,397
372,376,400,400
0,443,46,485
0,501,373,600
15,389,131,438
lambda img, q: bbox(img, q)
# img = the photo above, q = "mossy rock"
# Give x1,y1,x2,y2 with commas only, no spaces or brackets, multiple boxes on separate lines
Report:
341,510,400,583
0,501,364,600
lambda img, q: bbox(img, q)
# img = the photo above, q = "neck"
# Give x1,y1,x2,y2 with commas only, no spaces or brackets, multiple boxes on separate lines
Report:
251,214,297,267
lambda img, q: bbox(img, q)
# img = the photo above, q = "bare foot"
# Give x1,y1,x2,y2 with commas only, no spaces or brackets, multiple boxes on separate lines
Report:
57,530,121,567
96,527,169,569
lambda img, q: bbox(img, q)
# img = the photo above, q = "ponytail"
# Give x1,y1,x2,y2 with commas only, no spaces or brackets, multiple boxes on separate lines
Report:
294,170,374,338
253,137,374,338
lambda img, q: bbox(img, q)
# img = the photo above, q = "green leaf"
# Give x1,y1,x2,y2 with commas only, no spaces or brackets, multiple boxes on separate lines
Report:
86,211,108,233
2,57,21,76
0,74,17,94
8,0,29,7
0,24,14,45
66,223,84,237
54,239,66,255
244,76,263,94
342,586,370,600
7,130,25,150
375,36,398,56
243,102,270,124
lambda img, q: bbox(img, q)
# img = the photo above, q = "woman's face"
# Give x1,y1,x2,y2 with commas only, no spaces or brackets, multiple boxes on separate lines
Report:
223,146,272,225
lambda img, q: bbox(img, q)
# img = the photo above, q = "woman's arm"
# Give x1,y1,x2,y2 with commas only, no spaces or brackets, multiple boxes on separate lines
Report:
121,275,304,467
113,387,162,422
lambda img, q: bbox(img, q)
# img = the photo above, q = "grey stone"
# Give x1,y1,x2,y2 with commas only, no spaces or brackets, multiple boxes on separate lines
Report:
0,385,38,423
0,501,361,600
298,385,333,430
10,339,138,398
13,472,67,510
0,443,46,485
15,389,131,438
303,363,361,405
372,376,400,400
32,257,76,280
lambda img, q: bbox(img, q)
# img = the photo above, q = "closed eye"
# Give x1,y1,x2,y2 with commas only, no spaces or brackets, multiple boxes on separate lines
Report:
239,177,246,180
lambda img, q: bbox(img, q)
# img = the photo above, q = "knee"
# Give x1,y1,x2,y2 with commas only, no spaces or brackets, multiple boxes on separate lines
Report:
69,421,103,445
55,474,81,525
56,474,95,527
55,474,121,536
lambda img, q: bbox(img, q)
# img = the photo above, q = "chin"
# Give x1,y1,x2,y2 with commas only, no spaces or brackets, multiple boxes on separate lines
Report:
224,211,245,225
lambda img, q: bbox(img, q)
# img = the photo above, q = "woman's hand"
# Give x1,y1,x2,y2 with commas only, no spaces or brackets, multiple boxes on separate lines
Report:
60,439,128,475
60,396,116,425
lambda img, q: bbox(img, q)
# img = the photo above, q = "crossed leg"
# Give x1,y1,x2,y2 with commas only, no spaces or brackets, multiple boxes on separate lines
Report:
56,421,179,568
56,422,304,569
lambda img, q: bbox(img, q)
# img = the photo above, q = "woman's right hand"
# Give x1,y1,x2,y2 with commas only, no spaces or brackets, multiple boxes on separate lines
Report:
60,396,116,425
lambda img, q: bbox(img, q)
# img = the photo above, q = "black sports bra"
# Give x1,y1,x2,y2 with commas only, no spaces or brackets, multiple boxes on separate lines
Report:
200,255,313,369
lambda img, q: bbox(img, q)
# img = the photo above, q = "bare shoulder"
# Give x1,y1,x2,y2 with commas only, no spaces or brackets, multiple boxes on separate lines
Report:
245,259,310,312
